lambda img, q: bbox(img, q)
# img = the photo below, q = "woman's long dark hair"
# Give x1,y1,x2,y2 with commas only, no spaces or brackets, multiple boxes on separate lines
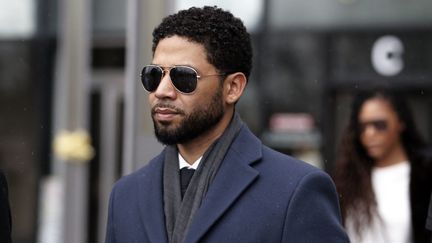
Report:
333,90,427,236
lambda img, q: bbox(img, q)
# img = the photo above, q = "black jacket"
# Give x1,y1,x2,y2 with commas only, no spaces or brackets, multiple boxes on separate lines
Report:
0,171,12,243
426,194,432,231
410,152,432,243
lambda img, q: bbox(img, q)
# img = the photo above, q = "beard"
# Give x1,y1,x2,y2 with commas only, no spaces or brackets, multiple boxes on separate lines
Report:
152,87,224,145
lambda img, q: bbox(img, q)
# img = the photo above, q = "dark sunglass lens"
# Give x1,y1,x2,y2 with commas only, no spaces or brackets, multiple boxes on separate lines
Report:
373,120,388,131
359,120,388,133
170,67,197,93
141,66,162,92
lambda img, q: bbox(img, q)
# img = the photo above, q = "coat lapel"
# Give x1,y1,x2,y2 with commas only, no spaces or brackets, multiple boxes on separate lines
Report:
185,126,262,243
137,152,169,243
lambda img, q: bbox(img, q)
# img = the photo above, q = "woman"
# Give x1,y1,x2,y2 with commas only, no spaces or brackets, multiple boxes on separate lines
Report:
0,170,12,243
333,90,432,243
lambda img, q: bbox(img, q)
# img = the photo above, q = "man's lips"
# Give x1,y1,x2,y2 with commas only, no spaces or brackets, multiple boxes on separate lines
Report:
153,107,179,121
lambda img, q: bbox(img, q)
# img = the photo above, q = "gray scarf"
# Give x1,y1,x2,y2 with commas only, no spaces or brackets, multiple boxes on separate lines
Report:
163,112,243,243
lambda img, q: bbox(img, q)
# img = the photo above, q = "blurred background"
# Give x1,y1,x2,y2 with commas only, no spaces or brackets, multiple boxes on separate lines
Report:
1,0,432,242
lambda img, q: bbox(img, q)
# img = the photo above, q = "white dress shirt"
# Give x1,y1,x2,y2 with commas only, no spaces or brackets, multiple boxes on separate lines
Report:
178,153,202,170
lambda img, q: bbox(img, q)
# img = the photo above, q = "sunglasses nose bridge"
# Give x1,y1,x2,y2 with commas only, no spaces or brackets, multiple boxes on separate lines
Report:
154,68,178,96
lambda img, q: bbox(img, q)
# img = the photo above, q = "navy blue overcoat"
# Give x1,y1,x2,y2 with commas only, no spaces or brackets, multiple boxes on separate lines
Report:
105,125,349,243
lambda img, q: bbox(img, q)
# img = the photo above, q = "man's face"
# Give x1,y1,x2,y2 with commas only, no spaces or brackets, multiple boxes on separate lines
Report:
358,97,404,162
149,36,225,145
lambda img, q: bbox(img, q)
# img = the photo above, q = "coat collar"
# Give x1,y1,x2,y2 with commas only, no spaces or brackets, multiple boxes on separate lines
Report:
137,125,262,243
185,125,262,243
136,152,169,243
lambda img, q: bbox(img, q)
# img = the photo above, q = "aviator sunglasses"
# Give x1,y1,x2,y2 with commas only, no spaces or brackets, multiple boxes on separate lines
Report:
359,120,388,133
140,65,224,94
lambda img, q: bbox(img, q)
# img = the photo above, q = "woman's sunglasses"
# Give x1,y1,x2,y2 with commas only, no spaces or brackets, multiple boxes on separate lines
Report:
140,65,224,94
359,120,388,134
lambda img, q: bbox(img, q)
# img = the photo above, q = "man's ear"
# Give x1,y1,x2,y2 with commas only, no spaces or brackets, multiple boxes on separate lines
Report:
223,72,247,104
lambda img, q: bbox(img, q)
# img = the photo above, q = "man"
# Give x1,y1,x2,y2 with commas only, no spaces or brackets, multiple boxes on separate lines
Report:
0,170,12,243
106,6,348,243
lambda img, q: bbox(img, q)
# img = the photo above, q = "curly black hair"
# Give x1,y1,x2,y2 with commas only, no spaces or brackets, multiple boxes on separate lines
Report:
152,6,253,79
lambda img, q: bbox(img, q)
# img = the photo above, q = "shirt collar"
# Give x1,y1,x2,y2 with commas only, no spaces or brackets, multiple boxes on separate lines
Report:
178,153,202,170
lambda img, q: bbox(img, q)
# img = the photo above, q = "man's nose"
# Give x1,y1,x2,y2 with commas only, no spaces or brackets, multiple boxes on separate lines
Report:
154,73,177,99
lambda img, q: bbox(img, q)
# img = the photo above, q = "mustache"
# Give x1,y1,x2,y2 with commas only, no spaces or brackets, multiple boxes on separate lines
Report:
151,103,185,115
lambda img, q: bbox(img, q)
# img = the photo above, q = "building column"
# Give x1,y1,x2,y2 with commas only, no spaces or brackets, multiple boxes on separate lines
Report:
51,0,92,242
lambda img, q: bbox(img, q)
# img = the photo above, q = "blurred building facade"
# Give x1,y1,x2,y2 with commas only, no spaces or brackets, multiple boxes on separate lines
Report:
1,0,432,242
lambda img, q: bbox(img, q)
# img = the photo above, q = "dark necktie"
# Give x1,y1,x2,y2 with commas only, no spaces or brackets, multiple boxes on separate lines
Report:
180,168,195,199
